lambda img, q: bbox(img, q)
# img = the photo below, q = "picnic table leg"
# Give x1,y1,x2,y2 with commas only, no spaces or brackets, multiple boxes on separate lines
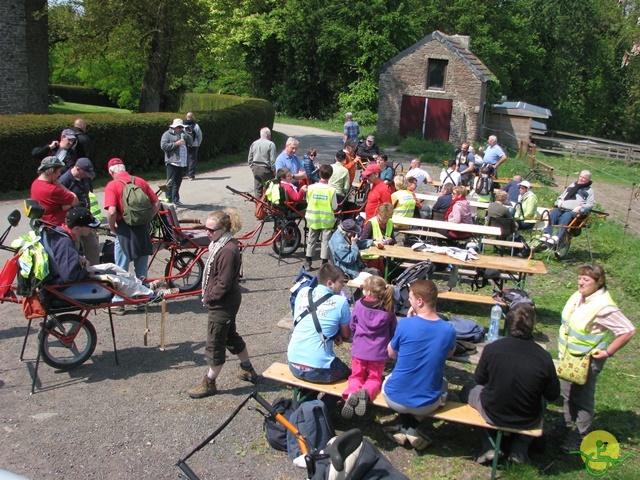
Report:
160,299,166,351
487,430,502,480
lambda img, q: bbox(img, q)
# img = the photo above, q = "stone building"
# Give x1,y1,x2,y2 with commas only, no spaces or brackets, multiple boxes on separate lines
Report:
0,0,49,114
377,31,494,145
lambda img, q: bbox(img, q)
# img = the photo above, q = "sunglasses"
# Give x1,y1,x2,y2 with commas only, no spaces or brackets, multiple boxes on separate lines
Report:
205,226,224,234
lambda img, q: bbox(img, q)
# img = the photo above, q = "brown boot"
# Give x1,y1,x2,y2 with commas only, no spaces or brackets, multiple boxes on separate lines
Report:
188,375,217,398
237,364,259,383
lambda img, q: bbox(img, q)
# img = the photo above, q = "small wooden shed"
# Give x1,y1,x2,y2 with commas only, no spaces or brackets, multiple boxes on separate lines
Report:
486,101,552,149
377,31,495,145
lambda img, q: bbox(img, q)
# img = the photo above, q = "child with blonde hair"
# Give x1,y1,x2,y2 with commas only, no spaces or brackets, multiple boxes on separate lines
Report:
342,275,397,418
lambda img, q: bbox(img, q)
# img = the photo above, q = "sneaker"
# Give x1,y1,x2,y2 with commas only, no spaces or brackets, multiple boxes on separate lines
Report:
405,427,432,451
188,375,217,398
237,364,259,383
189,176,195,181
508,451,531,465
547,235,560,246
538,234,550,243
475,448,495,465
155,287,179,297
341,393,358,419
174,200,183,207
147,279,164,291
112,306,126,316
383,425,407,446
355,389,368,416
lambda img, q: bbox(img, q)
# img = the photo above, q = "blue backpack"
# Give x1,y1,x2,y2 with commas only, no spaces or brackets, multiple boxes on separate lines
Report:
448,317,486,343
290,266,318,315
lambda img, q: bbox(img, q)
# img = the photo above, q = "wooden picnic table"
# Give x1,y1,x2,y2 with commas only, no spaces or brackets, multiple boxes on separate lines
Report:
415,193,490,209
391,215,501,236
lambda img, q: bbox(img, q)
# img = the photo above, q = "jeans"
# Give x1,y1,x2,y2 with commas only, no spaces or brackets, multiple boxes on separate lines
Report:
288,357,351,384
114,236,148,279
187,146,199,178
544,208,577,236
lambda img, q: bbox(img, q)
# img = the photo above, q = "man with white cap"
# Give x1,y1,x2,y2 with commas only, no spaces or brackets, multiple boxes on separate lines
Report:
31,128,79,172
161,118,192,205
343,112,360,145
58,157,100,265
513,180,539,231
30,156,79,227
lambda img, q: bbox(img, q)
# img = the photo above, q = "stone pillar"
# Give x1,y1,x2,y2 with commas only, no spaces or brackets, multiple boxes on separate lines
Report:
0,0,48,114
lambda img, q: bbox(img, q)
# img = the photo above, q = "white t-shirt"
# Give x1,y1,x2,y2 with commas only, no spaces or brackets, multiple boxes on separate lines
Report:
440,169,461,186
406,168,432,189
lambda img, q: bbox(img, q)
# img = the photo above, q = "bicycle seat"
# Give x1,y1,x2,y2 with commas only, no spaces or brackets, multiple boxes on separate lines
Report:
329,428,363,472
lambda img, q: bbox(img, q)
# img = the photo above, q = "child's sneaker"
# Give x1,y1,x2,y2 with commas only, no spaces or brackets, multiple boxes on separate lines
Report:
341,393,359,419
355,389,368,416
405,427,432,451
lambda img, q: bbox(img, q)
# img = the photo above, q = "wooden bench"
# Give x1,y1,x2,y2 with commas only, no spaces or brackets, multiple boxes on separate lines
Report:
263,362,542,479
439,291,505,306
397,229,447,240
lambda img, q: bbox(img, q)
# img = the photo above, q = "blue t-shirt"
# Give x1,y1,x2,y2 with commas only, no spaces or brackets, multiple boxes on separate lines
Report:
385,316,456,408
483,144,505,166
287,285,351,369
275,152,302,174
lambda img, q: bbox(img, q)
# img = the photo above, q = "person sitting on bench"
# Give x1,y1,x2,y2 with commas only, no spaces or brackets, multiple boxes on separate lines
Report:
44,207,170,299
287,264,352,384
460,303,560,465
382,280,456,451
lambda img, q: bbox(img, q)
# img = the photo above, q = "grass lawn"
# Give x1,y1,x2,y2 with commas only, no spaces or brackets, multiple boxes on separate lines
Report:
48,102,132,114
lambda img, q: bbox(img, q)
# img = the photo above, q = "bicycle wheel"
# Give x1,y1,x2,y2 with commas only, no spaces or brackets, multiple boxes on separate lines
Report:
39,314,97,370
165,251,204,292
272,221,301,256
555,233,572,259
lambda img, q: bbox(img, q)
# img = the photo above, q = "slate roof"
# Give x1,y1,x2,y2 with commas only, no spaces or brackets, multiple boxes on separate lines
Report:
378,30,495,82
491,101,552,118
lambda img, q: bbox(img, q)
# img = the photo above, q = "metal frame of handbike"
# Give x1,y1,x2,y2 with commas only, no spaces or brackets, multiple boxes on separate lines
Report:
538,208,608,260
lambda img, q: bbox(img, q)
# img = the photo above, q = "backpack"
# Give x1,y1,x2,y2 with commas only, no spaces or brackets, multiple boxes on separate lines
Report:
493,288,535,309
264,397,298,451
117,177,153,226
476,176,494,197
287,399,335,460
447,317,486,343
393,261,435,313
290,266,318,315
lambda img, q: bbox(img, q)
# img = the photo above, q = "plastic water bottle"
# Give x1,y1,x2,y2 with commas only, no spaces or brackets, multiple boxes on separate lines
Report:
488,304,502,342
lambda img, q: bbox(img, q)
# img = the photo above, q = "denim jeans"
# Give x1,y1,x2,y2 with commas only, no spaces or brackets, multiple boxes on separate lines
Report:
114,236,148,279
288,357,351,384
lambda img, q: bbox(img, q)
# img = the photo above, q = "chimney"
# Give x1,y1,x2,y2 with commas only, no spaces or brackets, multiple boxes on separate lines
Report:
451,35,470,50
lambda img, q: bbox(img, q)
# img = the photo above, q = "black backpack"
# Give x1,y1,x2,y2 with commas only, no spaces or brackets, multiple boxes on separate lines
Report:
493,288,536,309
264,397,298,451
287,399,335,460
476,176,495,197
393,261,435,314
448,317,486,343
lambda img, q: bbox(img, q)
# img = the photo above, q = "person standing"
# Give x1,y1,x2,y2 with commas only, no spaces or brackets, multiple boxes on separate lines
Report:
556,264,635,452
343,112,360,145
161,118,192,205
455,142,475,186
30,156,79,226
188,210,259,398
72,118,95,160
362,163,392,221
248,127,276,198
58,157,100,265
31,129,79,172
103,158,159,281
305,164,337,270
482,135,507,175
184,112,203,181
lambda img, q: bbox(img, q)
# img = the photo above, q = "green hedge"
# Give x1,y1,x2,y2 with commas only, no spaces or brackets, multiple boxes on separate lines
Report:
49,84,117,108
0,96,275,193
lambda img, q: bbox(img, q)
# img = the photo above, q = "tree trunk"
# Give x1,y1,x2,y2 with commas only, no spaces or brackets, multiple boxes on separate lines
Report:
138,29,171,113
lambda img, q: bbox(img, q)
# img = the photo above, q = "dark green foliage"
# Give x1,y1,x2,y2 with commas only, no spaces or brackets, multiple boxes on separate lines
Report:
0,97,274,193
49,85,118,108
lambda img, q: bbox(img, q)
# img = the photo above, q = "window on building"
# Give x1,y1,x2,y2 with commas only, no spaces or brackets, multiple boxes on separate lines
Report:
427,59,447,90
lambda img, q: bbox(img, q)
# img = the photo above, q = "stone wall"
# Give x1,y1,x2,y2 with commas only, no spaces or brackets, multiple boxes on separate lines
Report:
0,0,48,114
378,39,485,145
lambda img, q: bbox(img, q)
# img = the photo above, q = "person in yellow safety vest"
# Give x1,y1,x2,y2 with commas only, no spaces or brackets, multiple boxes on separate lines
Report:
556,264,635,454
361,203,396,273
305,165,338,270
391,174,416,229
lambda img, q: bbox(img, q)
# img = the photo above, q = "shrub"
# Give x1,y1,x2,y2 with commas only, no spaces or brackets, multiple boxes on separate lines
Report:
0,97,274,193
49,85,117,108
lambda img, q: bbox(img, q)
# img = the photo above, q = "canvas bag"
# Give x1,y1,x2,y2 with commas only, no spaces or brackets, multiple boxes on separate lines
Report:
556,328,592,385
264,397,298,451
117,177,153,226
287,399,335,461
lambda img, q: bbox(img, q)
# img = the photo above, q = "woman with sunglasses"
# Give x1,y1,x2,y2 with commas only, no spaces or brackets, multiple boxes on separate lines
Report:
188,210,260,398
557,264,635,452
